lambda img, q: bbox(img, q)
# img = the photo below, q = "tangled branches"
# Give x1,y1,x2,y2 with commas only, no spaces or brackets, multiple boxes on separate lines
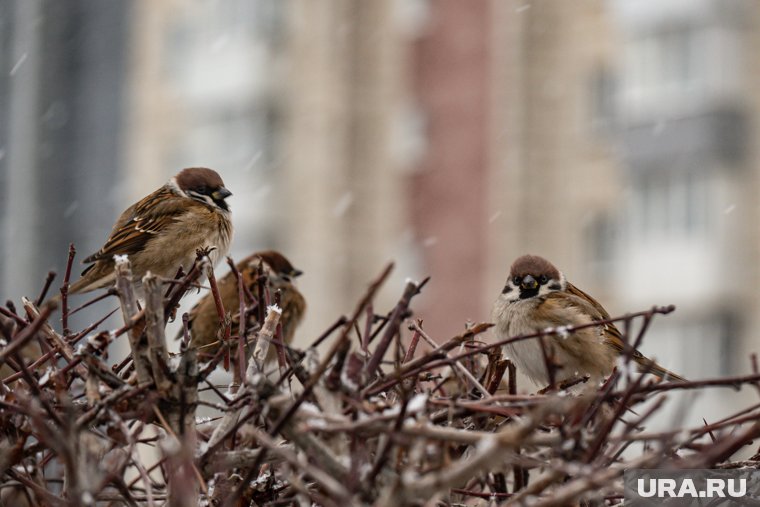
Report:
0,250,758,506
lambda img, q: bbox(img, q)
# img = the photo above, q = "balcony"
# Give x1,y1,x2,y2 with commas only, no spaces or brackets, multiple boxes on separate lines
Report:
621,109,747,169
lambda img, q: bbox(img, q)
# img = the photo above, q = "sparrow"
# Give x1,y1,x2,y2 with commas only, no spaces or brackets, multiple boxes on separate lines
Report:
0,313,42,380
67,167,233,294
187,250,306,363
492,254,685,387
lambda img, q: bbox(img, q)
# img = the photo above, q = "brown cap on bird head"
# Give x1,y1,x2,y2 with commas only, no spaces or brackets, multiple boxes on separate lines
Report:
509,255,561,280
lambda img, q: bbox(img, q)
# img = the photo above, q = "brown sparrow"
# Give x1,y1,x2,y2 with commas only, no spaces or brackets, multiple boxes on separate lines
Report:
492,254,685,386
67,168,233,294
187,250,306,362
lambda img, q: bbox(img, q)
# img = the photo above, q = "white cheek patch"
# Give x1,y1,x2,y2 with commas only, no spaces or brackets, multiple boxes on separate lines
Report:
538,276,565,296
502,283,521,302
188,191,217,208
167,177,187,197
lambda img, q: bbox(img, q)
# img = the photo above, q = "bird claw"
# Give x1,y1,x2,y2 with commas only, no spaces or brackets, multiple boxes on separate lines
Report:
195,246,218,260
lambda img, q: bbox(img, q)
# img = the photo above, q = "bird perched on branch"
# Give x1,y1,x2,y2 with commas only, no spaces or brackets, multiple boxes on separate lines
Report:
492,254,685,387
66,167,233,295
187,250,305,363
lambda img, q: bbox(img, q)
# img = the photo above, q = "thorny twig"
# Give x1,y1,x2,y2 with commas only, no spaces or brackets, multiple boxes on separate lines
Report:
1,257,759,507
60,243,76,336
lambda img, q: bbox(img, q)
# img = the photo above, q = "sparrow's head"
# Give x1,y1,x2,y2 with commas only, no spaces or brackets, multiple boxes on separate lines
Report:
503,254,566,301
257,250,303,283
241,250,303,287
175,167,232,212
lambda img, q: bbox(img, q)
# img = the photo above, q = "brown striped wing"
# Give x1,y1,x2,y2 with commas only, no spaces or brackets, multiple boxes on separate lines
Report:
566,283,686,381
82,187,185,265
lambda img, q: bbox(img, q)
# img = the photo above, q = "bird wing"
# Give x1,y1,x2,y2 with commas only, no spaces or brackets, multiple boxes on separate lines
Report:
563,283,645,359
82,186,185,265
564,283,686,381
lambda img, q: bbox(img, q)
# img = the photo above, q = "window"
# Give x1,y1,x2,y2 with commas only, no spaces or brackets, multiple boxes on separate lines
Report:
634,175,666,234
589,66,616,134
682,170,709,235
392,102,427,170
586,212,617,279
632,170,709,239
162,0,283,101
623,26,702,112
661,29,695,89
653,313,737,379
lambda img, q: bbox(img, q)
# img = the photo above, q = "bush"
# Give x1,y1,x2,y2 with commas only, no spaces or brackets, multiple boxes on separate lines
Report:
1,251,757,506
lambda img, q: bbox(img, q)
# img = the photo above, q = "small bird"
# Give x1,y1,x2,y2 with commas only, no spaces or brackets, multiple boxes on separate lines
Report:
492,254,685,386
67,167,233,294
187,250,306,363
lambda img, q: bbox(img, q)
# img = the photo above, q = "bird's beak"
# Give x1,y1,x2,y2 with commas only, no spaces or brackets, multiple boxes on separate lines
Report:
520,275,538,290
291,269,303,278
212,187,232,200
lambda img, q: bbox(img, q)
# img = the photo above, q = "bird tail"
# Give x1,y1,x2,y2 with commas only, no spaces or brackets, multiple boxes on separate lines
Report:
638,358,687,382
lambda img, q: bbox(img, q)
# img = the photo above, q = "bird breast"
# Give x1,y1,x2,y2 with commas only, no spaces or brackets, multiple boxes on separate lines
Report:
135,206,232,278
492,295,616,386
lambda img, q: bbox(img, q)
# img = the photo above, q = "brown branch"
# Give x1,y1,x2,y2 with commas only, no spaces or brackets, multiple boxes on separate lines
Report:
35,271,56,307
60,243,76,335
143,274,172,395
115,257,152,385
365,277,427,380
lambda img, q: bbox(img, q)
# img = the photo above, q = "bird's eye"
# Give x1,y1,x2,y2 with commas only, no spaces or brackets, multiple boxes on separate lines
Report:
539,275,548,284
512,276,521,285
196,186,208,194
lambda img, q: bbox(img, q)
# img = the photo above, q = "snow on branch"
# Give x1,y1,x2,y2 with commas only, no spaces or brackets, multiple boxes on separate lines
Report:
0,254,758,506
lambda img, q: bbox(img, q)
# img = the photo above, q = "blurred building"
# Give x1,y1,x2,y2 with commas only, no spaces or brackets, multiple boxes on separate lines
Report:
407,0,495,340
0,0,128,319
484,0,623,308
279,1,418,336
2,0,759,423
482,0,755,419
610,0,756,418
126,0,420,340
612,0,751,377
482,0,626,383
126,0,284,257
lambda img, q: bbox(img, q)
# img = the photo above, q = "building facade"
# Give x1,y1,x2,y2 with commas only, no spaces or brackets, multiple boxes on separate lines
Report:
2,2,758,421
0,0,128,324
